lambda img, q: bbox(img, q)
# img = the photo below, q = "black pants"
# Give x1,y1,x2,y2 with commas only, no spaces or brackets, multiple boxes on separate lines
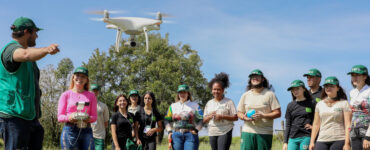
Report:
351,137,365,150
209,129,233,150
141,138,156,150
112,137,128,150
314,140,344,150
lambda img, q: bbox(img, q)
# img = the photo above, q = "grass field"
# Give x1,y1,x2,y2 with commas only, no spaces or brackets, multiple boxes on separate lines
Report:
37,135,283,150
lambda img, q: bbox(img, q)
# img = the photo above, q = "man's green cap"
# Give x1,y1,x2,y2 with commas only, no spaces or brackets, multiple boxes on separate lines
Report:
287,80,305,91
177,84,189,92
128,90,139,97
12,17,42,32
347,65,368,75
90,84,100,91
323,76,339,86
249,69,263,77
73,66,88,76
303,68,322,77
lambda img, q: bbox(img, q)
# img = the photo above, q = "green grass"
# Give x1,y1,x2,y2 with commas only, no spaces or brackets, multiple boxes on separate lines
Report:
1,136,283,150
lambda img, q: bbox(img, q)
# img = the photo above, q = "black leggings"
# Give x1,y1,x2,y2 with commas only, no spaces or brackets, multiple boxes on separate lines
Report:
351,137,365,150
141,138,156,150
314,140,344,150
209,129,233,150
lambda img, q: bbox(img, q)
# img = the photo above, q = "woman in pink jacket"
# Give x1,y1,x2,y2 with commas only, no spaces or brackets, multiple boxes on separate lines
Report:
57,66,97,150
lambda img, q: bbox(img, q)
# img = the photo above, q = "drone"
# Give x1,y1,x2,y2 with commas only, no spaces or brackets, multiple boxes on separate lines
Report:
89,10,170,52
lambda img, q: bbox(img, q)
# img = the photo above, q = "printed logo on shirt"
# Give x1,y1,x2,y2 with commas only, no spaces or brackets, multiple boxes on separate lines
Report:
152,115,156,121
334,108,343,112
305,107,312,113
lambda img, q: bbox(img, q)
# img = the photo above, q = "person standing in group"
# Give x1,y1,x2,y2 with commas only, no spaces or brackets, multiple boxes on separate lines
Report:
303,69,323,103
57,66,97,150
128,90,141,139
237,69,281,150
203,72,238,150
165,84,204,150
309,76,352,150
91,84,110,150
347,65,370,150
134,92,163,150
111,95,135,150
0,17,59,150
128,90,141,115
283,80,315,150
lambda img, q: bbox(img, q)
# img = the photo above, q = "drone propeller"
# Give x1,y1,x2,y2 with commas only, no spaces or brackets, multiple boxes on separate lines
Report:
145,12,174,18
162,20,176,24
90,18,104,21
85,10,126,15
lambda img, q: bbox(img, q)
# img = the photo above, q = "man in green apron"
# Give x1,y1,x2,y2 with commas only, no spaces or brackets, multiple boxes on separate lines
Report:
0,17,60,150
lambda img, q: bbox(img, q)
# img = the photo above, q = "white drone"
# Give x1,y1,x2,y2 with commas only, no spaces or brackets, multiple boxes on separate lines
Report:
89,10,170,52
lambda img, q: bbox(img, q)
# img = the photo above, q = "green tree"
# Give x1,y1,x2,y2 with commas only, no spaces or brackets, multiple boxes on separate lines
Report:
39,58,74,146
84,33,211,113
84,33,212,143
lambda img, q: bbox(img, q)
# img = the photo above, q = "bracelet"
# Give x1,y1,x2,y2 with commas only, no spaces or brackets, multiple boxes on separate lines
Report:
365,136,370,141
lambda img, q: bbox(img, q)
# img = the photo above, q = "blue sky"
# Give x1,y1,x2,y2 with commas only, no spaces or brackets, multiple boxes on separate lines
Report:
1,0,370,137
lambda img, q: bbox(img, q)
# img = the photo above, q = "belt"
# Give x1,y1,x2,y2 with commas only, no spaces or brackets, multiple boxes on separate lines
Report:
65,122,91,128
174,128,191,133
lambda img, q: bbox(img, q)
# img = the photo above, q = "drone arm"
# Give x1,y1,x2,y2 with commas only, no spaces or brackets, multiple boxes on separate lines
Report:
143,27,149,52
115,29,122,52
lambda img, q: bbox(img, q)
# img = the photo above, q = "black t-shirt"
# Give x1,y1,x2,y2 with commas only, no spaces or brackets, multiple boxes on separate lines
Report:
134,107,163,140
310,86,323,104
284,99,315,143
110,111,135,139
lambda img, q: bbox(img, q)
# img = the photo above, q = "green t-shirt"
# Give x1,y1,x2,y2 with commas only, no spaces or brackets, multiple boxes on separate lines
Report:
0,42,42,119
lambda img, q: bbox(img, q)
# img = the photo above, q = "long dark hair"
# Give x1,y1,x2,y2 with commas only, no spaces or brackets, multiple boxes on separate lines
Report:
321,85,347,101
208,72,230,90
113,94,130,112
246,75,269,91
291,86,312,101
140,91,159,113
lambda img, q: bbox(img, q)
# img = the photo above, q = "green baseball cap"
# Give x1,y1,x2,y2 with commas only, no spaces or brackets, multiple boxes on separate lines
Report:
249,69,263,77
323,76,339,86
347,65,368,75
128,90,139,97
73,66,88,76
12,17,42,32
177,84,189,92
90,84,100,91
303,68,322,77
287,80,305,91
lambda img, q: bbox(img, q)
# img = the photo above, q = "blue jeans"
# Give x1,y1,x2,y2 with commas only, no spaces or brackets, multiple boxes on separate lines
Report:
60,125,95,150
0,117,44,150
172,131,199,150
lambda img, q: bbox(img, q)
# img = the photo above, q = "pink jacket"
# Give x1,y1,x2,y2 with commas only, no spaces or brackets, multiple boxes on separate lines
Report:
57,90,97,123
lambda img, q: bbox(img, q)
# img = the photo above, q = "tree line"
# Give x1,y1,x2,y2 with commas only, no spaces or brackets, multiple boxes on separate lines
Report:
39,33,212,146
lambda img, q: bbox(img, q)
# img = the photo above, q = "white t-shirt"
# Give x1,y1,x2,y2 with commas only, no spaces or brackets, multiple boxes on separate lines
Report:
349,85,370,137
91,101,110,139
237,89,281,135
204,97,237,136
316,99,351,142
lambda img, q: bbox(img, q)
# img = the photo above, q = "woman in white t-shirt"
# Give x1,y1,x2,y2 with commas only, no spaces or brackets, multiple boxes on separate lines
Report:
347,65,370,150
309,76,352,150
203,72,238,150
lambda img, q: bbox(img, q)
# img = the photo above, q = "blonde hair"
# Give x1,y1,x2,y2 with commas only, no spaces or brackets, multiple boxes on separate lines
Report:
175,91,192,102
69,74,90,91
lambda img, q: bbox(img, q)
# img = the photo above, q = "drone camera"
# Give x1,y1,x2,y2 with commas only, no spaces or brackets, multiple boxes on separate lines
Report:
130,41,136,47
